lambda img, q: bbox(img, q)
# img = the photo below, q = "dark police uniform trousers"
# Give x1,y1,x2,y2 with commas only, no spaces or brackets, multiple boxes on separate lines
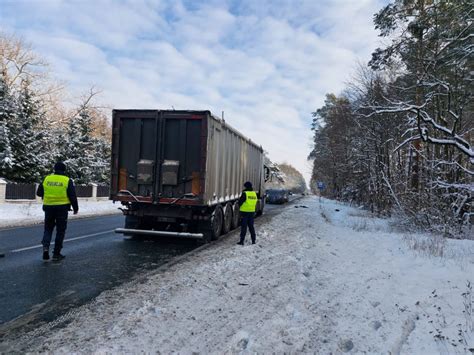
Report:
240,212,256,243
42,205,70,254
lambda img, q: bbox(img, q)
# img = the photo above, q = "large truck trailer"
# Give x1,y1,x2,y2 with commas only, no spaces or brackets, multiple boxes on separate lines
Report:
110,109,266,241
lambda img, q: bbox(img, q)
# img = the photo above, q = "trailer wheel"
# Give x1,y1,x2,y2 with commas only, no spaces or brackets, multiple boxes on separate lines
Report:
210,206,223,240
222,203,233,234
256,199,264,217
231,202,240,230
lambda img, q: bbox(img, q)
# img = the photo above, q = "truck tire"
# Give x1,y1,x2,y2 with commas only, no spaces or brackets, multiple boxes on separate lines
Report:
256,199,264,217
231,202,240,230
210,205,223,240
222,203,233,234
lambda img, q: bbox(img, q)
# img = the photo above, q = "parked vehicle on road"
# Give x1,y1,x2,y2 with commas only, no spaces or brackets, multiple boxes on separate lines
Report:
265,189,289,204
110,110,267,242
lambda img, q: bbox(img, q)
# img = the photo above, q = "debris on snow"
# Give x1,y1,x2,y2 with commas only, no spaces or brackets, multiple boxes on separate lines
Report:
371,320,383,330
338,338,354,352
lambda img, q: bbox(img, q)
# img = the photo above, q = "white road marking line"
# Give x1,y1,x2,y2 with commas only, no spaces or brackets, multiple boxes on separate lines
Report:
9,230,115,253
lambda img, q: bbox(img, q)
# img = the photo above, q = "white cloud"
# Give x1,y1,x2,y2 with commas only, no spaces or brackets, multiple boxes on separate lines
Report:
0,0,387,184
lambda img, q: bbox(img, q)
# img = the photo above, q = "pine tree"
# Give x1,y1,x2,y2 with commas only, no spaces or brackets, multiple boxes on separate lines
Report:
89,108,111,184
0,74,15,176
309,0,473,234
371,0,473,160
309,94,354,199
90,135,111,184
61,105,98,184
8,82,49,182
369,0,473,230
0,120,13,175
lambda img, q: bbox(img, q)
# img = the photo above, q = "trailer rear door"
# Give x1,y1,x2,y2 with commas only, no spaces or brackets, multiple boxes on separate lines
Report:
159,112,205,199
111,110,206,201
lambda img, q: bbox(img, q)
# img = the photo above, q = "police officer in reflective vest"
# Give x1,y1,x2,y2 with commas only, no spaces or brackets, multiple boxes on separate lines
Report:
36,162,79,261
237,181,258,245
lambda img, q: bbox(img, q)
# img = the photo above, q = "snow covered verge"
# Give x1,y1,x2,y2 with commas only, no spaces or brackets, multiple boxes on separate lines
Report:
3,197,474,354
0,200,121,228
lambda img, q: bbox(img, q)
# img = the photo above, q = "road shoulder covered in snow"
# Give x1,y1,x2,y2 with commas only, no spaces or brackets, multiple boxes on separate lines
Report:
4,197,474,353
0,200,121,228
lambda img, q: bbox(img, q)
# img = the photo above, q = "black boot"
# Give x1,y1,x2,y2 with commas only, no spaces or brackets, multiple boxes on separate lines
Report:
236,241,244,245
42,248,49,260
52,252,65,261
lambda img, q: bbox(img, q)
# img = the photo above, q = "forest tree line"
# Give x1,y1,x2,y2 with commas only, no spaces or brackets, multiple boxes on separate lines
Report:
265,161,307,194
309,0,472,235
0,33,111,185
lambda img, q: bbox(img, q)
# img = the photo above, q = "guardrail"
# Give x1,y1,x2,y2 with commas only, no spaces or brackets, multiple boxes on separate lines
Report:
0,178,110,204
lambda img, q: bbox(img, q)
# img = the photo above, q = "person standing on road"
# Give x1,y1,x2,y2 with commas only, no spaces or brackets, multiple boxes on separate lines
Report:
36,162,79,261
237,181,258,245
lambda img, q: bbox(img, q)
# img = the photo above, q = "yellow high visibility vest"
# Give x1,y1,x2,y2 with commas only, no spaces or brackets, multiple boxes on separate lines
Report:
43,174,71,206
240,191,258,212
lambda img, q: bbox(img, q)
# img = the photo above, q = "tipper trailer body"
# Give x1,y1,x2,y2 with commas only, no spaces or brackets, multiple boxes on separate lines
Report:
110,109,265,241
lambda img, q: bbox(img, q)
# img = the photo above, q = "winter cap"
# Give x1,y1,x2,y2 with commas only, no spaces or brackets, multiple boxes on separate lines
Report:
54,161,67,172
244,181,253,189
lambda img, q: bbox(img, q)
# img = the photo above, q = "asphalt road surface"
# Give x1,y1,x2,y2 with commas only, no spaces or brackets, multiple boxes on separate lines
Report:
0,195,303,339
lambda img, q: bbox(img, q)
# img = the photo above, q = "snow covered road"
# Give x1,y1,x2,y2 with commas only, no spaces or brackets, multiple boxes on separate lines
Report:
3,196,473,354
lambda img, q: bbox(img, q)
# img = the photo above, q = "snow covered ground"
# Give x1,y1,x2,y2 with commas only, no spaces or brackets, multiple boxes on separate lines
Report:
4,197,474,354
0,200,121,228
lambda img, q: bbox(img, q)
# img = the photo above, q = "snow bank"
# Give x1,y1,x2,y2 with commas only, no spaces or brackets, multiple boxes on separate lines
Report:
0,200,121,228
4,197,474,353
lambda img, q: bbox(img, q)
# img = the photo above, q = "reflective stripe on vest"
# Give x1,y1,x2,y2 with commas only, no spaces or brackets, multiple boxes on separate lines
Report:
43,174,71,206
240,191,258,212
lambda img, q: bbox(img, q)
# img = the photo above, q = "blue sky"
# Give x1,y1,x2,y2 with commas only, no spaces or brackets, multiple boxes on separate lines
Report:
0,0,386,183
